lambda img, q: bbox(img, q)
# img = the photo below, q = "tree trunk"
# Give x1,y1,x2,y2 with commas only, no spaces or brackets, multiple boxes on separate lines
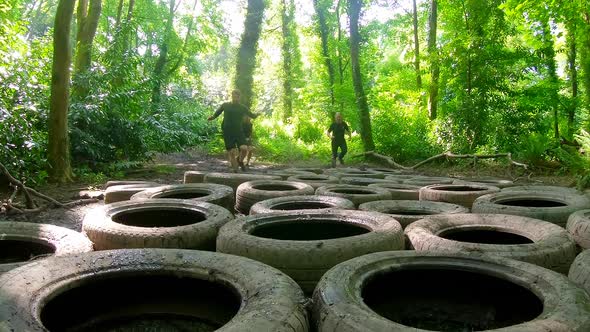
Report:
281,0,293,121
540,18,560,139
582,12,590,130
348,0,375,151
234,0,265,109
567,21,578,134
73,0,102,99
412,0,422,89
151,0,175,111
427,0,439,120
313,0,335,107
115,0,124,30
48,0,76,183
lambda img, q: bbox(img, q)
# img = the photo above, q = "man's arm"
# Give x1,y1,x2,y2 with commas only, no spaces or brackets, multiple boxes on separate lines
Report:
327,123,334,138
345,123,352,138
208,105,224,121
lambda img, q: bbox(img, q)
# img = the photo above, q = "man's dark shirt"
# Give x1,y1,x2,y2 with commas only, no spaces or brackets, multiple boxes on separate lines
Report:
328,121,350,142
243,121,253,138
211,102,256,134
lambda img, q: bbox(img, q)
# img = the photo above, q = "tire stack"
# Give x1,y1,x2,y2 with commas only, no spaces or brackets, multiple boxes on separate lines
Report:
235,180,315,214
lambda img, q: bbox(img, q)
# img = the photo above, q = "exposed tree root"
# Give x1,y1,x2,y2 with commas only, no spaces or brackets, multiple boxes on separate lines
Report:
0,162,99,215
352,151,529,170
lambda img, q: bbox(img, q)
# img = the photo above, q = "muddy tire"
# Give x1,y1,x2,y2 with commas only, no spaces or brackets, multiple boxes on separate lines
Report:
83,199,233,250
569,250,590,294
204,172,281,191
183,171,207,183
103,180,158,190
312,251,590,331
368,183,421,200
472,191,590,227
216,210,404,294
0,222,93,275
502,185,581,193
284,167,325,174
104,183,162,204
0,249,309,331
286,174,339,189
366,168,406,176
235,180,315,214
419,183,500,208
264,170,316,180
250,195,355,215
339,177,400,186
316,184,392,207
405,213,577,273
358,200,468,228
453,177,514,188
130,183,234,211
383,174,416,182
323,169,385,179
567,210,590,249
403,176,455,186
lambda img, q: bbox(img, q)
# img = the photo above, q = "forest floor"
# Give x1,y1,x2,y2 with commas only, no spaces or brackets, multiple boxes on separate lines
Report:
0,147,578,231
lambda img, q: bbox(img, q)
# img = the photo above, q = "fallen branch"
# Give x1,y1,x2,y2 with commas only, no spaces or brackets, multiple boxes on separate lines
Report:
352,151,529,170
0,162,99,215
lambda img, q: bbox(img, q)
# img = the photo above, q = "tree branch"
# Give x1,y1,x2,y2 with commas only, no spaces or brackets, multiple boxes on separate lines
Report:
0,163,36,208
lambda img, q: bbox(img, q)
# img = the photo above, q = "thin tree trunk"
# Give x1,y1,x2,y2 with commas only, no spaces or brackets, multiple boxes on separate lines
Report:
567,21,578,134
48,0,76,183
115,0,124,29
234,0,265,109
281,0,293,121
348,0,375,151
313,0,335,107
427,0,439,120
540,18,560,139
73,0,102,99
582,12,590,130
336,0,346,113
412,0,422,89
151,0,175,111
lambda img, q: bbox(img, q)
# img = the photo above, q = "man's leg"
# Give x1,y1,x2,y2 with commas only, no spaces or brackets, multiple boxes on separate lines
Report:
339,141,348,165
238,145,248,171
227,148,239,172
331,139,338,168
245,145,253,166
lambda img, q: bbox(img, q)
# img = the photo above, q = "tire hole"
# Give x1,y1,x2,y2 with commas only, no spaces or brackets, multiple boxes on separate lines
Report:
154,192,210,199
251,220,369,240
362,268,542,331
272,202,333,210
252,184,299,191
40,274,241,332
330,189,374,195
439,228,534,244
432,186,488,192
496,198,567,207
0,240,55,264
383,209,437,216
112,208,207,227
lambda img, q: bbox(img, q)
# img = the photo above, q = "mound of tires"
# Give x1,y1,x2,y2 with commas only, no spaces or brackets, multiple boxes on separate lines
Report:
312,251,590,331
0,249,309,331
405,213,577,273
216,210,404,293
0,222,93,275
250,195,355,215
131,183,234,210
83,199,233,250
419,183,500,208
235,180,315,214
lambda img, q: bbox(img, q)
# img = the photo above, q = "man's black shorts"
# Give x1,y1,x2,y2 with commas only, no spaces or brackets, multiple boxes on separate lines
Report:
223,132,247,150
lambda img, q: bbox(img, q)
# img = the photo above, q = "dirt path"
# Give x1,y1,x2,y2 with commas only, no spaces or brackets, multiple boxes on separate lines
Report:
0,148,577,231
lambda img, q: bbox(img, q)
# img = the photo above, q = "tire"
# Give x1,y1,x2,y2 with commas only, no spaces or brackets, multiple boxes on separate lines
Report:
316,184,392,207
368,183,421,200
383,174,417,182
323,169,385,179
419,183,500,208
453,177,514,188
250,195,355,215
0,222,93,275
404,213,577,273
472,191,590,227
567,209,590,249
130,183,234,211
83,198,234,250
502,185,581,194
204,172,281,191
103,180,158,189
235,180,315,214
339,177,400,186
358,200,468,228
264,170,316,180
312,251,590,331
403,176,455,186
569,250,590,294
183,171,207,183
286,174,339,189
0,249,309,332
366,167,406,176
284,167,325,175
104,183,162,204
216,210,404,294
